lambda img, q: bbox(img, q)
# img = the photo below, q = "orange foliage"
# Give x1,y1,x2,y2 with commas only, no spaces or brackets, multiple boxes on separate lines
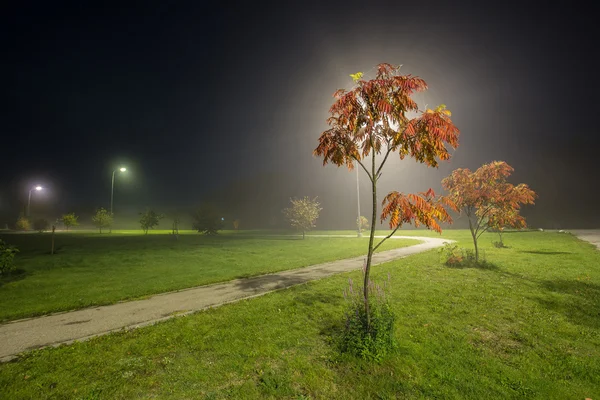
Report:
441,161,537,233
314,63,460,172
314,62,461,329
314,63,460,231
381,189,453,233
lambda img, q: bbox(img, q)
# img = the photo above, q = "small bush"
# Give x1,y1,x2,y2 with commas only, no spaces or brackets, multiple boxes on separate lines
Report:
463,249,478,263
61,213,79,230
139,209,164,234
440,243,491,268
15,216,30,231
492,240,507,248
356,216,369,232
0,239,19,276
192,204,224,235
439,242,463,265
339,263,396,361
92,208,113,233
33,218,49,233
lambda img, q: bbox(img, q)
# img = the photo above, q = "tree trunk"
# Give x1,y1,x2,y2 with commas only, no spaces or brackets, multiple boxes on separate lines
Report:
51,225,55,255
499,230,504,246
363,152,378,330
467,212,479,262
302,230,305,240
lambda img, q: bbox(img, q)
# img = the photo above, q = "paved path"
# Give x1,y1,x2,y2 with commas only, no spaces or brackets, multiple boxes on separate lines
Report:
571,229,600,250
0,236,450,362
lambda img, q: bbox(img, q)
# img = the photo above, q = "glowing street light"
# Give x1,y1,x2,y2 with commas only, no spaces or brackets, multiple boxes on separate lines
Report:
110,167,127,216
27,186,43,217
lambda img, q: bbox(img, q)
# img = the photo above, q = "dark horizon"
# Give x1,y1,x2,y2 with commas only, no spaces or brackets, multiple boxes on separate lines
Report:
1,1,598,230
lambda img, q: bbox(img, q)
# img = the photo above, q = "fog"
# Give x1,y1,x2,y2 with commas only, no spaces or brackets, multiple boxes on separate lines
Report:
0,2,597,230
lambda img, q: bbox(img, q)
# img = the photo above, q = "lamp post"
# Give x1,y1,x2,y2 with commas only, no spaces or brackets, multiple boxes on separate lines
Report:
110,167,127,216
27,186,43,217
356,164,362,237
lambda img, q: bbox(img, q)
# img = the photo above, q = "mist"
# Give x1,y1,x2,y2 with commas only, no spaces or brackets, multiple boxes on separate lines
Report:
0,1,597,230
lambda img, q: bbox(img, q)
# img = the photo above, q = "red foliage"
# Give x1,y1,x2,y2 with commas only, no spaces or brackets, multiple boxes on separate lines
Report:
313,63,461,327
314,63,459,172
441,161,537,235
381,189,453,233
314,63,460,231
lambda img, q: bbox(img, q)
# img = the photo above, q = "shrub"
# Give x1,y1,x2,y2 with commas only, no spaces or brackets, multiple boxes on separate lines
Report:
0,239,19,276
15,216,30,231
33,218,49,233
463,248,478,263
440,242,489,267
192,204,224,235
139,209,164,234
356,216,369,232
92,208,113,233
283,196,322,239
61,213,79,230
439,242,463,265
339,263,396,361
492,240,507,248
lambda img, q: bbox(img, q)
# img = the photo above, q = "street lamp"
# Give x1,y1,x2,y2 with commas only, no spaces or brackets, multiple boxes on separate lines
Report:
110,167,127,216
27,186,43,217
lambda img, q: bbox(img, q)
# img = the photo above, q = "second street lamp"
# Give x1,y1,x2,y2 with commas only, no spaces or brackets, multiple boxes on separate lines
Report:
27,185,43,217
110,167,127,216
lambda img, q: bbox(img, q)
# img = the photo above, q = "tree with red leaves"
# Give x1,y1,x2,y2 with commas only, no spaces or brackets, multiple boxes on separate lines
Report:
441,161,537,261
314,63,460,328
488,207,526,247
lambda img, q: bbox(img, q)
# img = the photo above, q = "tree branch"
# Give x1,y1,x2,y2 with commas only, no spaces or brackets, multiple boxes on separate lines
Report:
474,216,485,237
352,156,373,181
478,204,496,220
476,226,489,240
372,225,401,252
376,139,392,178
474,204,494,237
369,133,376,183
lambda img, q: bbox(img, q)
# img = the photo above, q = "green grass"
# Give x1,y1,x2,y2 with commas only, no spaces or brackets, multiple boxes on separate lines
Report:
0,230,598,399
0,231,417,321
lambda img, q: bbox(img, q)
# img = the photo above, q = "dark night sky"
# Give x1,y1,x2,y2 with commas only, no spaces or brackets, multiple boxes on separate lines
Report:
1,1,598,229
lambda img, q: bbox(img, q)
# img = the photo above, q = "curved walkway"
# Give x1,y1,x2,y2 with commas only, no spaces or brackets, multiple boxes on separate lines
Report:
571,229,600,250
0,235,451,362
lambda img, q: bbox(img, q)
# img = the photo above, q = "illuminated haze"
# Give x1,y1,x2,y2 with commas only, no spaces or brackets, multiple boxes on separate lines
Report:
0,1,597,229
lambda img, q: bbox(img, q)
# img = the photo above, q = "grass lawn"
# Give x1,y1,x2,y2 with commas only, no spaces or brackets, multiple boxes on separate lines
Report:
0,230,598,399
0,231,418,321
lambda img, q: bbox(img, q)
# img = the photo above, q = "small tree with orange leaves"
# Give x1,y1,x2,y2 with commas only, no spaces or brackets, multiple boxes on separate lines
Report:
488,207,526,247
441,161,537,261
314,63,460,332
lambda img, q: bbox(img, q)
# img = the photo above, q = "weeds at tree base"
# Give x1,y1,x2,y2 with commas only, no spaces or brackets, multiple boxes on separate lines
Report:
439,242,495,269
337,262,397,362
492,240,509,248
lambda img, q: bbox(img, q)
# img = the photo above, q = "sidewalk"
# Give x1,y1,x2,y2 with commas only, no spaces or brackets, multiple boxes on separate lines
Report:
571,229,600,250
0,236,450,362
